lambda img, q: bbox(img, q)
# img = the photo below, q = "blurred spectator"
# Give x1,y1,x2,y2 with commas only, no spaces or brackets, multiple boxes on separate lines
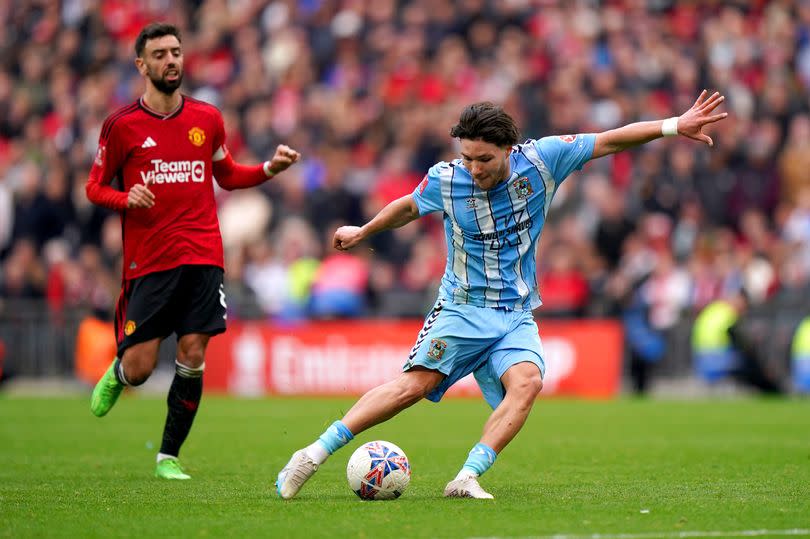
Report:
538,240,589,318
0,1,806,350
310,250,370,318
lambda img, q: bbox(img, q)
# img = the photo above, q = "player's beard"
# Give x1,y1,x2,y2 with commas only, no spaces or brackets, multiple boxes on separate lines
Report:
149,67,183,95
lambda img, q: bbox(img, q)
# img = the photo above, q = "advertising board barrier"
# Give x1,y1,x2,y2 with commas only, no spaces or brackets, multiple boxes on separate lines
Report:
204,319,623,398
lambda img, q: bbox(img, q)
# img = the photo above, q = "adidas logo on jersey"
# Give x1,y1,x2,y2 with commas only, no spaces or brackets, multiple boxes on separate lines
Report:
141,136,157,148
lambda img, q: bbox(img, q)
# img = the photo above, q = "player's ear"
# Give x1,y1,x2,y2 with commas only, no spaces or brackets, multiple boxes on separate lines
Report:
134,56,146,75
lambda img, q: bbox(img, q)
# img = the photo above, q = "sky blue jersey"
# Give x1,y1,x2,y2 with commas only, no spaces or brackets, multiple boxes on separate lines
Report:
412,133,596,310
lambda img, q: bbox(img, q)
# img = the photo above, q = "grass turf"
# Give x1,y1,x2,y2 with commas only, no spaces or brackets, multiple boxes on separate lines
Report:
1,395,809,538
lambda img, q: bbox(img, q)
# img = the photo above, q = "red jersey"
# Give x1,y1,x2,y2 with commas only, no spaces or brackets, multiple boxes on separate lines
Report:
87,96,229,280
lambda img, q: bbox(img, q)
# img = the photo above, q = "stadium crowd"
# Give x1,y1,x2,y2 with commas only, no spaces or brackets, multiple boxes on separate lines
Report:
0,1,808,351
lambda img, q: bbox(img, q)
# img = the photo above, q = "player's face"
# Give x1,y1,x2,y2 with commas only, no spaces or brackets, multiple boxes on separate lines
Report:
137,35,184,95
459,139,512,191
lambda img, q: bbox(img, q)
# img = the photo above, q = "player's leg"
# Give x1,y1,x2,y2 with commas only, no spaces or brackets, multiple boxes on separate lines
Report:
343,367,445,433
91,273,174,417
444,361,542,499
276,299,492,499
91,339,162,416
445,311,544,499
307,367,444,463
155,265,226,479
154,333,209,480
276,368,444,499
479,361,543,452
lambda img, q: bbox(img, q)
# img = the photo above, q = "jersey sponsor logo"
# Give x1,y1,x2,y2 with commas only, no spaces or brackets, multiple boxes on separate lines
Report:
559,134,577,143
188,127,206,147
124,320,136,336
427,338,447,361
94,144,106,166
472,209,533,250
418,175,429,194
141,159,205,184
512,177,533,199
141,136,157,148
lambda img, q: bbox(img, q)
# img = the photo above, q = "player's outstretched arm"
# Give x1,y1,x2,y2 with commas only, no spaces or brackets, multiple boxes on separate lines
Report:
591,90,728,159
333,195,420,251
213,144,301,190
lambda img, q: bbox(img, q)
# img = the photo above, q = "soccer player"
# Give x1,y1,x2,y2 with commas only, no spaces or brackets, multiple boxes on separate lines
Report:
276,90,726,499
86,22,300,480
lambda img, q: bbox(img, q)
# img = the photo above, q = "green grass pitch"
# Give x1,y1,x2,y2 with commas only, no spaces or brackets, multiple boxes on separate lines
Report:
1,395,809,538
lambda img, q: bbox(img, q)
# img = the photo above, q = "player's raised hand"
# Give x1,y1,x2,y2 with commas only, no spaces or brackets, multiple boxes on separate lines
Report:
127,178,155,209
266,144,301,175
676,90,729,147
333,226,365,251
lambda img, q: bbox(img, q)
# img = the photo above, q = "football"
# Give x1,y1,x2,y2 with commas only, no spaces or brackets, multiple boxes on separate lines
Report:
346,440,411,500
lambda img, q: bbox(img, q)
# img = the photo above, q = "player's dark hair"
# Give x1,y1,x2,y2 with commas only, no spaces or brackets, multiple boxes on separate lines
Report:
450,102,520,148
135,23,182,57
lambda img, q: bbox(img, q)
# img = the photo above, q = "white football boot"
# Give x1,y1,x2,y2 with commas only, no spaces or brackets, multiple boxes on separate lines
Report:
443,476,494,499
276,449,319,499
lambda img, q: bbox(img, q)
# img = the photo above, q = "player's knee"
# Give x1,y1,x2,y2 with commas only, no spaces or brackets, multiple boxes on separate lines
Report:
394,378,431,406
121,352,156,386
123,362,152,386
177,348,205,369
509,371,543,402
177,337,207,368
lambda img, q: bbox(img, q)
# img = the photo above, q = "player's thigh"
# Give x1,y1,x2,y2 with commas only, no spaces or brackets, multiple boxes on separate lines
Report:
115,268,183,358
395,365,446,396
120,337,163,381
490,312,546,380
473,313,545,409
174,265,227,338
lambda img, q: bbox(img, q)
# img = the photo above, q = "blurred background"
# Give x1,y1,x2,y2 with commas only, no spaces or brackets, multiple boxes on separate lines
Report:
0,0,808,397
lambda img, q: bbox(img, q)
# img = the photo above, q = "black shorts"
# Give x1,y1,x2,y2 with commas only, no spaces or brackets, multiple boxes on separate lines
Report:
114,265,227,356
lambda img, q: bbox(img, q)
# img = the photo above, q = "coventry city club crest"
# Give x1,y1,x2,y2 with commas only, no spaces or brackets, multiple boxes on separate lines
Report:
512,177,533,199
427,339,447,361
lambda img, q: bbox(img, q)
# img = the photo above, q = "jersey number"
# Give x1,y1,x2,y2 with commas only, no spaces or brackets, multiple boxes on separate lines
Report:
219,283,227,320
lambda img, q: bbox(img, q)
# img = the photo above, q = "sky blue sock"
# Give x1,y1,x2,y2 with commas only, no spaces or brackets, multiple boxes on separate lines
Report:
461,442,497,476
317,420,354,454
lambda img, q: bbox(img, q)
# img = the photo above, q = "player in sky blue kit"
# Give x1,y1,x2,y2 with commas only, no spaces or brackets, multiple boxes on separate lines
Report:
277,90,727,499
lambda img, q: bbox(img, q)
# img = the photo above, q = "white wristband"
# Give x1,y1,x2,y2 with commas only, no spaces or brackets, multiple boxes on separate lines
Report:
661,117,679,137
263,161,275,177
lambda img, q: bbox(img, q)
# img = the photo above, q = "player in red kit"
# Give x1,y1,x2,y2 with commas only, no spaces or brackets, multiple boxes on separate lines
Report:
86,22,300,480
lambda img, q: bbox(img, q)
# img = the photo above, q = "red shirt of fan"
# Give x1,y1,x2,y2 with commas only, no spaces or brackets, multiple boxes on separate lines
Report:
87,96,227,280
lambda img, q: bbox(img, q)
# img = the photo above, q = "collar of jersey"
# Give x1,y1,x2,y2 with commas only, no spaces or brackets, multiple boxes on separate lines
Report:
139,95,185,120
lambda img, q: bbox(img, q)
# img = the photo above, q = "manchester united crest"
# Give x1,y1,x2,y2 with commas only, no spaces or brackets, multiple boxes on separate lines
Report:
512,177,533,199
188,127,206,147
427,338,447,361
124,320,137,336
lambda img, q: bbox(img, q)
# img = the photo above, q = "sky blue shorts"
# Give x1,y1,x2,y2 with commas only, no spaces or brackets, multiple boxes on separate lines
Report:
404,299,546,409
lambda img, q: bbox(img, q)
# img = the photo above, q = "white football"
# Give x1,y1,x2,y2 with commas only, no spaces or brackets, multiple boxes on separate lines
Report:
346,440,411,500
